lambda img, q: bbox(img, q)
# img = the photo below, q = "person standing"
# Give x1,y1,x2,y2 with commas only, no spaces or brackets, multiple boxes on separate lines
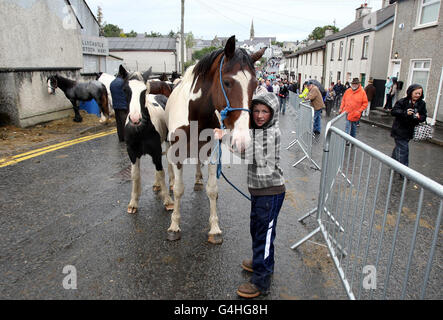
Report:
391,84,427,167
339,78,368,140
299,81,309,101
325,83,336,117
306,81,325,135
214,93,285,299
389,77,399,109
272,81,280,97
110,75,129,142
265,79,273,93
333,80,345,112
363,78,376,117
384,77,393,110
278,79,289,115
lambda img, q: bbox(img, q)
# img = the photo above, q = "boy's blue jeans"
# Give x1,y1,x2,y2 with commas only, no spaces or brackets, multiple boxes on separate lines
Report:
250,192,285,292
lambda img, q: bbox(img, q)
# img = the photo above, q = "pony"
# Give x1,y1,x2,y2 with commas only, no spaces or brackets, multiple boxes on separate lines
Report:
47,75,109,123
117,65,174,213
97,72,117,117
165,35,266,244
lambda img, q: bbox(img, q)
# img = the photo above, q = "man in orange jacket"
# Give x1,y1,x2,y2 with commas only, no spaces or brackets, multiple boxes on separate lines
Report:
339,78,368,139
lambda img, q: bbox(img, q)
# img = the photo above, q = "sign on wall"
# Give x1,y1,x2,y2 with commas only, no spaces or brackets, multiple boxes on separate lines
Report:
82,36,109,56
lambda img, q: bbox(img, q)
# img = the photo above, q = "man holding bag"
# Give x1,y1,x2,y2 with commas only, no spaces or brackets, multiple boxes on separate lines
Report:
339,78,368,141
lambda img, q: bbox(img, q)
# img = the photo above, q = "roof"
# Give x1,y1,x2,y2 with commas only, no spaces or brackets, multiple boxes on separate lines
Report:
108,37,177,51
325,4,395,42
286,40,326,58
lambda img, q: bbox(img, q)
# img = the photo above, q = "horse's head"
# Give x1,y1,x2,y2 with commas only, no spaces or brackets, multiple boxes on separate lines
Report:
195,36,266,152
47,75,58,95
119,65,153,127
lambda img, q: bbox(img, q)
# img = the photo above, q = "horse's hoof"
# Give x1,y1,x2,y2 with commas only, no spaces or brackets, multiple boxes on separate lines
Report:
73,117,83,123
164,203,174,211
167,231,181,241
127,207,138,214
152,185,161,193
208,234,223,245
194,183,204,191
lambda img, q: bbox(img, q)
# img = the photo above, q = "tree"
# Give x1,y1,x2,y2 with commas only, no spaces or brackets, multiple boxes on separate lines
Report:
168,30,177,38
145,31,162,38
307,25,339,40
192,46,219,62
96,6,104,36
103,23,121,37
125,30,137,37
271,41,284,48
185,32,195,49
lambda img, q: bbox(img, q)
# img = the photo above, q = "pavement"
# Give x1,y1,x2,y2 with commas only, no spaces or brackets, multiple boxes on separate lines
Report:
359,107,443,147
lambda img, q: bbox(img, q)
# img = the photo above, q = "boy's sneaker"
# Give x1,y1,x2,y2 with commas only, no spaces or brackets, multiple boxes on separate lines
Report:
241,259,253,273
237,282,261,299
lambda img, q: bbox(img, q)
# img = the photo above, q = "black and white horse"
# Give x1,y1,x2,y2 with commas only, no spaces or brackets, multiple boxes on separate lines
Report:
47,75,110,123
118,65,174,214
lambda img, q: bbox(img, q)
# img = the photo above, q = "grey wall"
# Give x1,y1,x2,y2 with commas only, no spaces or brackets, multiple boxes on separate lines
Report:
371,23,393,80
0,0,83,69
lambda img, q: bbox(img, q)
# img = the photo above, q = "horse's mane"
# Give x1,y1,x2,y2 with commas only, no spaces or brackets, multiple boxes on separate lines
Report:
54,75,76,87
193,48,255,82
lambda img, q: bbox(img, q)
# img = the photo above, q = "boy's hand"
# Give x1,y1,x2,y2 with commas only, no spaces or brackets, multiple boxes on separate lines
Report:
213,128,225,140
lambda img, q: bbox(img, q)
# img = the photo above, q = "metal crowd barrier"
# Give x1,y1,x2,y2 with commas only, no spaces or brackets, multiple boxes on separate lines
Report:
292,116,443,300
286,101,320,170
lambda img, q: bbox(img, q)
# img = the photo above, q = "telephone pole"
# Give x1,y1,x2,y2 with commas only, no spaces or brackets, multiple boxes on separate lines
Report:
181,0,185,74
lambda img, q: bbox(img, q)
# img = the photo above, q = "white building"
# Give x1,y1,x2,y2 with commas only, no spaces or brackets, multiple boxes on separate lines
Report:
324,3,395,107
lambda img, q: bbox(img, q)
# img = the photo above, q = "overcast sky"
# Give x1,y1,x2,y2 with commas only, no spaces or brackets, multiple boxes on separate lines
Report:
85,0,383,42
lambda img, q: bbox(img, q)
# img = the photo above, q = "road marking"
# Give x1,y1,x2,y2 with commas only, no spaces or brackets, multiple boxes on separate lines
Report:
0,129,117,168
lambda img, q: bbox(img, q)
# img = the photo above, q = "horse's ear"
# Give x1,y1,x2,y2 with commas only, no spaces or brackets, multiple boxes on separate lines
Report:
142,67,153,83
224,35,236,59
251,47,267,63
118,65,128,79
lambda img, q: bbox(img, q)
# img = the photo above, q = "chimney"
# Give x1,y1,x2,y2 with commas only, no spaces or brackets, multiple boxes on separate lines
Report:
356,3,372,20
324,28,334,38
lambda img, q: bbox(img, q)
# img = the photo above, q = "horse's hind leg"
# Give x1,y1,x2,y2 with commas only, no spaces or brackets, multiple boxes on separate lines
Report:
152,154,173,211
71,100,82,122
128,158,141,214
194,161,204,191
167,163,184,241
98,90,110,124
207,164,222,244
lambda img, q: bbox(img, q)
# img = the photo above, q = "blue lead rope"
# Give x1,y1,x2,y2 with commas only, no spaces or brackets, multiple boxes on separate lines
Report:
213,55,251,202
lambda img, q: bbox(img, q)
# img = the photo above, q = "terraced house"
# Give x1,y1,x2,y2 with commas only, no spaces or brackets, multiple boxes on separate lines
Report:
388,0,443,125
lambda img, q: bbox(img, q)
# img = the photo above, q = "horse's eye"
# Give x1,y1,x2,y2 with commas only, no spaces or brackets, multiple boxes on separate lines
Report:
223,80,231,89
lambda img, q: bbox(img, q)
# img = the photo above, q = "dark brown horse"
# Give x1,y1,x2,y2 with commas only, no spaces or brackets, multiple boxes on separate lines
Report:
164,35,266,244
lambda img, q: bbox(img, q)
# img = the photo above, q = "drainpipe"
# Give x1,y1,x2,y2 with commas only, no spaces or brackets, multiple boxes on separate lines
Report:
431,66,443,126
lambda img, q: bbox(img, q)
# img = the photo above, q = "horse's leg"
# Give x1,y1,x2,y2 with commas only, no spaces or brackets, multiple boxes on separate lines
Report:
71,99,82,122
98,91,110,124
151,153,173,211
206,164,222,244
167,164,184,241
165,143,174,192
194,161,204,191
128,158,141,214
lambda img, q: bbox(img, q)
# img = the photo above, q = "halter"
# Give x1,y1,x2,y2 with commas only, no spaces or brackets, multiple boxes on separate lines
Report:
212,55,251,201
218,55,251,130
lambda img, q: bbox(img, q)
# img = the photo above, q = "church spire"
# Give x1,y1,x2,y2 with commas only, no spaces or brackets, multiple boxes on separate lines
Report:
250,19,255,40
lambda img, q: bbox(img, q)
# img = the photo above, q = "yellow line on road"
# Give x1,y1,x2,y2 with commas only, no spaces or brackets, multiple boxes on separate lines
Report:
0,129,117,168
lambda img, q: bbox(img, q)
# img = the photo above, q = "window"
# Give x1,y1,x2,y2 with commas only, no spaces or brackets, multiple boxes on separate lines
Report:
339,41,344,60
417,0,441,26
331,43,335,61
315,52,319,65
409,60,431,96
305,54,308,65
349,39,355,59
362,36,369,59
310,53,312,65
337,71,341,82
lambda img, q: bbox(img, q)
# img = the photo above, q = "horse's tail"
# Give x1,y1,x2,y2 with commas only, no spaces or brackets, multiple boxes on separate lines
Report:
100,85,109,116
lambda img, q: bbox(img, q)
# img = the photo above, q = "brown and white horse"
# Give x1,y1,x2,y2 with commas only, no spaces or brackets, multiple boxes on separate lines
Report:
165,36,266,244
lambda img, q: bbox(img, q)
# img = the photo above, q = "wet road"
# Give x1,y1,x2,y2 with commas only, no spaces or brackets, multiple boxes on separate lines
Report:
1,108,442,300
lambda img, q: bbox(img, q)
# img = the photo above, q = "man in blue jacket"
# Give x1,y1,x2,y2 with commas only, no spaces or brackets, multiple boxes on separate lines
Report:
110,76,129,142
